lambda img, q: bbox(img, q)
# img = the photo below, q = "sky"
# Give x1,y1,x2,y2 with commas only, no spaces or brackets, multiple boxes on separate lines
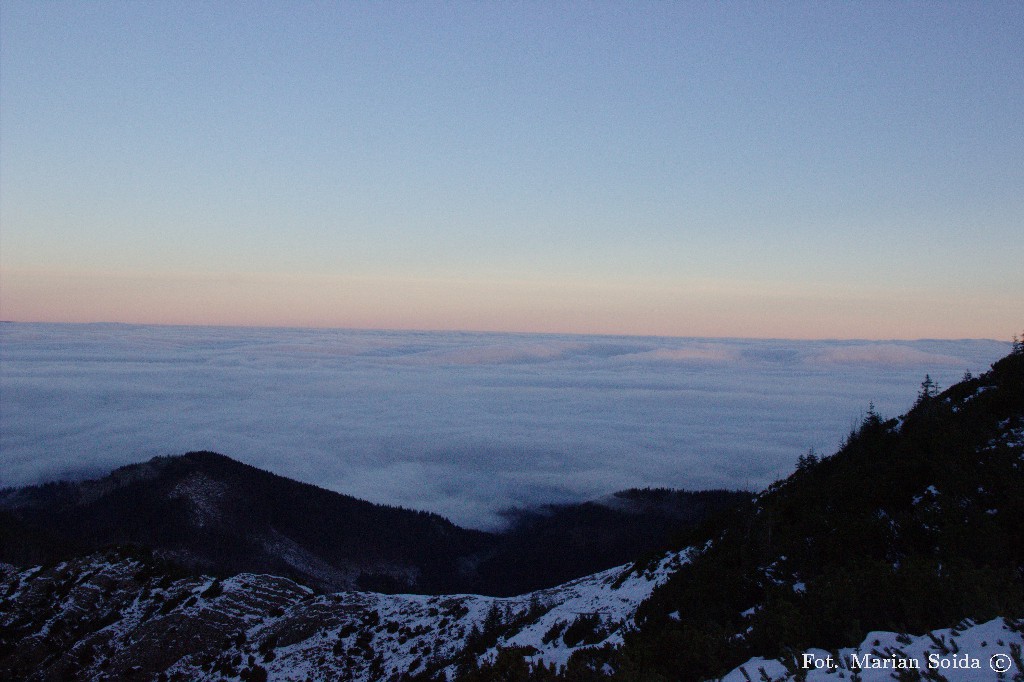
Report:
1,2,1022,339
0,324,1009,528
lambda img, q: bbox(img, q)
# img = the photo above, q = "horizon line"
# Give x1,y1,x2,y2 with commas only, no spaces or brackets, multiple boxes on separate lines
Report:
0,318,1010,345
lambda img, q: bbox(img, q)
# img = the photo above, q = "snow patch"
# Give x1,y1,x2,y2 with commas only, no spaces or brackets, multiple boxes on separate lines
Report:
722,618,1024,681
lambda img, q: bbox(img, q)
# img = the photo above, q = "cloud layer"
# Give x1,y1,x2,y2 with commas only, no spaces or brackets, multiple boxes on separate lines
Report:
0,323,1008,528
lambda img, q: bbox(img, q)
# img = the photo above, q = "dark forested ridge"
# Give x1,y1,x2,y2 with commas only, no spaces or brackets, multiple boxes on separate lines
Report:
0,451,491,594
543,342,1024,681
0,452,746,597
473,488,747,597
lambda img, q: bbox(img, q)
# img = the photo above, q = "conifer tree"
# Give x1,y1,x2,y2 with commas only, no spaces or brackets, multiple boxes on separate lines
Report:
917,374,940,404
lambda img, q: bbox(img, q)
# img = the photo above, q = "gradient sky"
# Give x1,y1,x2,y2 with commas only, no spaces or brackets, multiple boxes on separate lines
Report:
1,2,1021,339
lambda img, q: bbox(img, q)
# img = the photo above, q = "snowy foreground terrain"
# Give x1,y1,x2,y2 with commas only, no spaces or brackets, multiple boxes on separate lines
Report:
0,549,691,680
3,547,1021,681
722,618,1024,681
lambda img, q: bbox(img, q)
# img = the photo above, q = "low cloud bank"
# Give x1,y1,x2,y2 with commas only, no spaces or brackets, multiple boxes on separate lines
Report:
0,323,1008,529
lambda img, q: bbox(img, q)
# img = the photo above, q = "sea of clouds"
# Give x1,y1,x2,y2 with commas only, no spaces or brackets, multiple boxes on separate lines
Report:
0,323,1010,529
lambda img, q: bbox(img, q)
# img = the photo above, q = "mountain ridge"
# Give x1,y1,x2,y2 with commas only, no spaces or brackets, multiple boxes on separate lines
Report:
0,451,746,597
600,340,1024,681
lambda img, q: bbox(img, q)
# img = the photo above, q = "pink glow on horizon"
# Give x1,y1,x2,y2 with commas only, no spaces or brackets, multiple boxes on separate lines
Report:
1,268,1018,341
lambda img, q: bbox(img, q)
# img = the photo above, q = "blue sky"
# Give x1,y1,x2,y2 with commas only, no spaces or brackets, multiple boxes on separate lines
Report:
1,2,1021,338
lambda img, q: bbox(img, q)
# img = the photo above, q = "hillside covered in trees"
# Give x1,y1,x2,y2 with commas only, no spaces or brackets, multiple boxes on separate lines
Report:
0,453,745,598
484,339,1024,680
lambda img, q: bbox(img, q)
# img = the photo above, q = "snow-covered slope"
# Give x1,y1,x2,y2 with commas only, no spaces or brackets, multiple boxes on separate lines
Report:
722,618,1024,681
0,547,690,681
